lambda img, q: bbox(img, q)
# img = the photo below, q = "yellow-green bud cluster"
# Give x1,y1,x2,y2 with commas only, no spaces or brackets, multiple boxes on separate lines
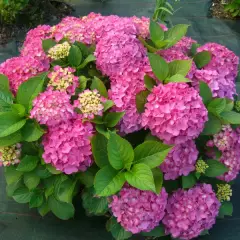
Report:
196,159,209,174
234,101,240,112
217,184,232,202
78,90,104,117
0,144,21,167
48,42,71,60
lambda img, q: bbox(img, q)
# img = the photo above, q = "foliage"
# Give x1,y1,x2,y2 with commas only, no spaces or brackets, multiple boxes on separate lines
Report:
224,0,240,17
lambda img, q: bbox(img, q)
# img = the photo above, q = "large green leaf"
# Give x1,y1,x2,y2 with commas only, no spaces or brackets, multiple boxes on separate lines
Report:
148,53,169,81
125,163,155,192
94,165,125,197
0,90,13,112
201,113,222,135
21,120,44,142
182,173,197,189
6,178,23,197
16,73,47,112
166,74,191,83
104,112,125,128
199,81,212,105
24,172,40,190
136,90,150,113
4,166,23,185
48,196,75,220
82,187,108,216
68,45,82,67
56,179,76,203
0,130,22,147
38,201,50,217
91,133,109,168
168,59,192,77
194,51,211,69
204,160,228,177
107,132,134,170
152,168,163,194
218,202,233,218
144,75,156,91
90,77,108,98
42,39,56,53
78,54,96,69
0,74,10,91
134,141,172,169
150,20,164,47
12,187,33,203
30,191,44,208
77,166,98,188
17,155,39,172
0,112,25,137
220,111,240,124
208,98,226,115
103,100,115,112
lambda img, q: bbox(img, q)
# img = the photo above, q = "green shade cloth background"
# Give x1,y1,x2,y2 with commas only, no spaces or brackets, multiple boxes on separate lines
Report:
0,0,240,239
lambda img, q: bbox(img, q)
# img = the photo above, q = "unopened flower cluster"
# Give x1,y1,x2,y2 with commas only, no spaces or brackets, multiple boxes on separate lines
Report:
0,144,21,167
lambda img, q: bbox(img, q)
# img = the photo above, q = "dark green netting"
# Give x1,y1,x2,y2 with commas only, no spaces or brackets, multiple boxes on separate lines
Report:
0,0,240,239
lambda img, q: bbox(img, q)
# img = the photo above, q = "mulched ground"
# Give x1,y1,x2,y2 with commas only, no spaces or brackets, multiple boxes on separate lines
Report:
211,0,236,19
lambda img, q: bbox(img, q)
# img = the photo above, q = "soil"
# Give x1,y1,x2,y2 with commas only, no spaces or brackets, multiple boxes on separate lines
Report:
211,0,236,19
0,0,74,45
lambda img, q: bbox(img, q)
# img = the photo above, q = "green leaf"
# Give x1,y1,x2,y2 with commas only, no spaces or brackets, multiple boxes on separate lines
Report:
78,76,89,92
108,132,134,170
4,166,23,185
152,168,163,194
77,165,98,188
38,201,50,217
34,165,52,179
150,20,164,47
148,53,169,81
90,77,108,98
46,164,61,175
164,24,189,48
68,45,82,67
220,111,240,124
107,217,132,240
194,51,211,69
91,133,109,168
190,43,201,56
74,42,91,57
12,187,33,203
82,187,108,216
17,155,39,172
42,39,56,53
0,89,13,107
11,104,26,117
43,176,55,199
89,115,104,124
104,112,125,128
136,90,150,113
204,160,229,177
201,113,222,135
30,191,44,208
0,112,25,137
94,165,125,197
48,196,75,220
166,74,191,83
223,99,234,112
182,173,197,189
6,178,23,197
144,75,156,91
168,59,192,77
142,224,165,237
16,73,47,112
103,100,114,112
56,179,76,203
125,163,155,192
145,132,161,142
199,81,212,105
0,130,22,147
218,202,233,218
0,74,10,91
78,54,96,69
24,172,40,190
21,120,44,142
134,141,172,169
95,124,110,139
208,98,226,115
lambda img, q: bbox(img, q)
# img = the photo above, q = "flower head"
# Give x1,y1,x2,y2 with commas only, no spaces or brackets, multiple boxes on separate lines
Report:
142,83,208,144
109,186,168,234
0,144,21,167
48,42,71,60
42,117,94,174
47,66,78,95
30,88,75,127
74,89,104,119
160,140,198,180
163,184,220,240
217,184,232,202
196,160,209,174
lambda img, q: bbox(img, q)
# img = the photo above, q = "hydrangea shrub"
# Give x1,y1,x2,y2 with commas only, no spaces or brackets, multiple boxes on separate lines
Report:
0,13,240,240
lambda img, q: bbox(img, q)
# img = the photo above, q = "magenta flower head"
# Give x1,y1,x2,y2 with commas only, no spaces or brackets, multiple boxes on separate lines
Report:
160,140,198,180
142,83,208,144
163,184,220,240
30,88,75,127
42,117,94,174
109,186,168,234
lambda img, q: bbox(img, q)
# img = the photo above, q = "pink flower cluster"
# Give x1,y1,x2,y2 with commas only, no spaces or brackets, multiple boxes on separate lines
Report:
42,117,94,174
160,140,198,180
30,88,75,127
0,55,49,93
109,186,168,234
193,43,239,99
163,184,220,240
207,125,240,182
142,83,208,144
